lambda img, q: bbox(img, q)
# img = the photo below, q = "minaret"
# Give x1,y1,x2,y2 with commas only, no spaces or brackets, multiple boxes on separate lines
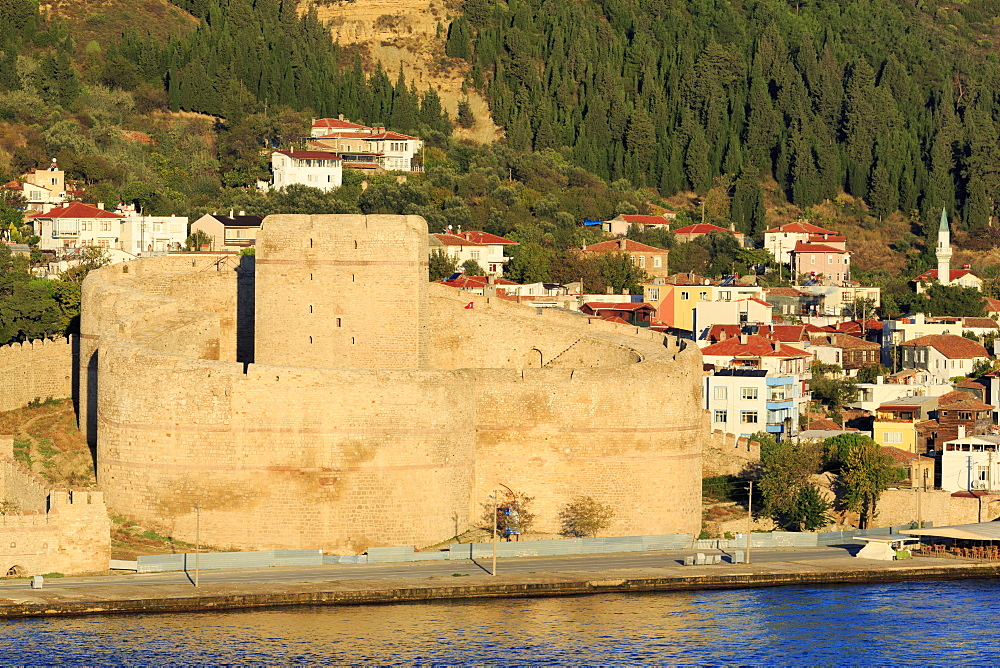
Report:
937,207,952,286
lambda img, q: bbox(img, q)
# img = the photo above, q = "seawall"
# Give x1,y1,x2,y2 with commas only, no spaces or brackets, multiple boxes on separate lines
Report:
1,558,996,619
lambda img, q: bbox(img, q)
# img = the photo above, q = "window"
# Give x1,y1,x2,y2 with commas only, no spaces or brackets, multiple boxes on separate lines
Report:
653,256,662,268
699,291,708,300
741,387,758,400
720,291,731,300
769,386,791,401
647,287,660,302
714,410,727,423
959,411,972,420
810,255,815,264
471,250,480,260
101,221,111,231
713,386,727,400
681,291,689,300
740,411,758,424
884,432,903,443
638,255,646,268
828,254,834,263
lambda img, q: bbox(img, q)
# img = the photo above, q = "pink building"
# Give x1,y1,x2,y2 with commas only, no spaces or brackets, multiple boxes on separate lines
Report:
790,241,851,285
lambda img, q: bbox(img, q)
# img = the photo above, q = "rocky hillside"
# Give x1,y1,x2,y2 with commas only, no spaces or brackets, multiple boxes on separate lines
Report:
312,0,499,142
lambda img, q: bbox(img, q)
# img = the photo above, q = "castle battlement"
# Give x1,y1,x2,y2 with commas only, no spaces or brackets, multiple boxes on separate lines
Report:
79,215,705,554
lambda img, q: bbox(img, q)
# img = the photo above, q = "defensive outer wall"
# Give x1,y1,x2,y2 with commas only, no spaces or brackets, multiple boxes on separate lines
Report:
80,215,706,554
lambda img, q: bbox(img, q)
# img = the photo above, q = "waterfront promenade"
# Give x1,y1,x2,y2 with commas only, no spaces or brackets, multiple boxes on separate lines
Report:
0,548,996,619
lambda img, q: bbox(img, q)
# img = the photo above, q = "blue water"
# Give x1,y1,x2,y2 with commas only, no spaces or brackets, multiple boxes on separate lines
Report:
0,580,997,664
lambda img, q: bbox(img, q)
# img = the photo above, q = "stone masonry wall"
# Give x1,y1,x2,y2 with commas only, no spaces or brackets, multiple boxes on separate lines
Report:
0,436,48,513
254,214,429,370
703,430,760,478
0,338,74,413
877,488,1000,527
84,217,706,553
0,438,110,576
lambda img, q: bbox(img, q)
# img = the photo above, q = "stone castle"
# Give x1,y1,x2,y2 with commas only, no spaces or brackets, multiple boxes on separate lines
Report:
69,214,705,553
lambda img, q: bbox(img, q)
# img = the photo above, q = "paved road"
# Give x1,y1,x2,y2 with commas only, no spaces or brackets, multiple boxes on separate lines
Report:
0,546,857,591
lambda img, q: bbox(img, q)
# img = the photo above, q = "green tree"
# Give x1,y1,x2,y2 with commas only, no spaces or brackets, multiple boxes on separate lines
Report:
461,259,485,276
428,248,457,281
559,496,615,537
787,484,833,531
457,98,475,129
856,364,890,384
598,251,648,294
841,437,897,529
756,432,825,531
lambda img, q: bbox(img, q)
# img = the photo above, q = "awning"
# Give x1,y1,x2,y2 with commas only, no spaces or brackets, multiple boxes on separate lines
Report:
900,521,1000,541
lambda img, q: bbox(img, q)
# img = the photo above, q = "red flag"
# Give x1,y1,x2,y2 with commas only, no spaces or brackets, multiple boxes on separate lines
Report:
464,302,475,309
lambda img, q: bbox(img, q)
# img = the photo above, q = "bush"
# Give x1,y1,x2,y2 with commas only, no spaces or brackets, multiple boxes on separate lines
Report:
558,495,615,537
481,489,535,538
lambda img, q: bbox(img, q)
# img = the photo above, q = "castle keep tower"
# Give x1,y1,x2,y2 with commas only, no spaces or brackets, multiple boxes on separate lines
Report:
254,214,429,369
937,207,952,286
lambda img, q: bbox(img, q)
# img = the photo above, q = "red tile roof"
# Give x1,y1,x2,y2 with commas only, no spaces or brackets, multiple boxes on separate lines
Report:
808,418,852,431
432,233,484,247
584,239,668,253
454,231,518,245
914,268,977,282
807,234,846,243
29,202,124,219
809,332,879,350
899,334,989,359
701,334,810,358
603,315,631,325
962,317,999,329
619,214,670,226
757,325,809,342
312,118,368,130
936,392,993,411
706,324,742,342
439,275,519,289
672,223,740,236
366,132,419,140
881,446,933,465
582,302,656,312
274,150,341,160
791,241,850,253
763,221,837,235
764,287,806,297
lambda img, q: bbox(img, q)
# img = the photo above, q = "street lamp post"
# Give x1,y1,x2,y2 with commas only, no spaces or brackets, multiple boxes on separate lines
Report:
194,505,201,588
491,490,498,576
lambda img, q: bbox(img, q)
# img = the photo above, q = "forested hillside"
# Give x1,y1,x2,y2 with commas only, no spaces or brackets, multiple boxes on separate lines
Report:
457,0,1000,233
6,0,1000,348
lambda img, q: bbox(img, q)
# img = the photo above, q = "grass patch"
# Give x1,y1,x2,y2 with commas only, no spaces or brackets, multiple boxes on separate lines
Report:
451,573,470,577
39,572,65,578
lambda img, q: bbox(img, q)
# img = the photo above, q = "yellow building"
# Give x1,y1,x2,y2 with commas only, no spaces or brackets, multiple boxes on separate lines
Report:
642,281,764,333
872,396,939,454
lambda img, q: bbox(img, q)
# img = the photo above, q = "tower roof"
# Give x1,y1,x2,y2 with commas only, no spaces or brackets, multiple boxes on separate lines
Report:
939,207,949,233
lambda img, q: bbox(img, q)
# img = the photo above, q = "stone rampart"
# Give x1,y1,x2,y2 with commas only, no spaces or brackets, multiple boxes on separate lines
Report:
83,216,706,553
0,338,74,412
0,437,110,576
703,430,760,478
877,488,1000,527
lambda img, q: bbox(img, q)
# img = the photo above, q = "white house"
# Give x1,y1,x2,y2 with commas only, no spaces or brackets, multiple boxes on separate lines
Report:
30,202,125,251
704,369,806,441
429,231,518,276
848,376,955,413
118,212,188,254
700,334,811,379
309,117,424,172
939,433,1000,493
763,220,839,265
898,334,990,383
270,150,343,192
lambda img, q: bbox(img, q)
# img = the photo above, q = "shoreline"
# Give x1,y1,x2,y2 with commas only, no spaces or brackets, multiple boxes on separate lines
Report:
1,557,998,619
